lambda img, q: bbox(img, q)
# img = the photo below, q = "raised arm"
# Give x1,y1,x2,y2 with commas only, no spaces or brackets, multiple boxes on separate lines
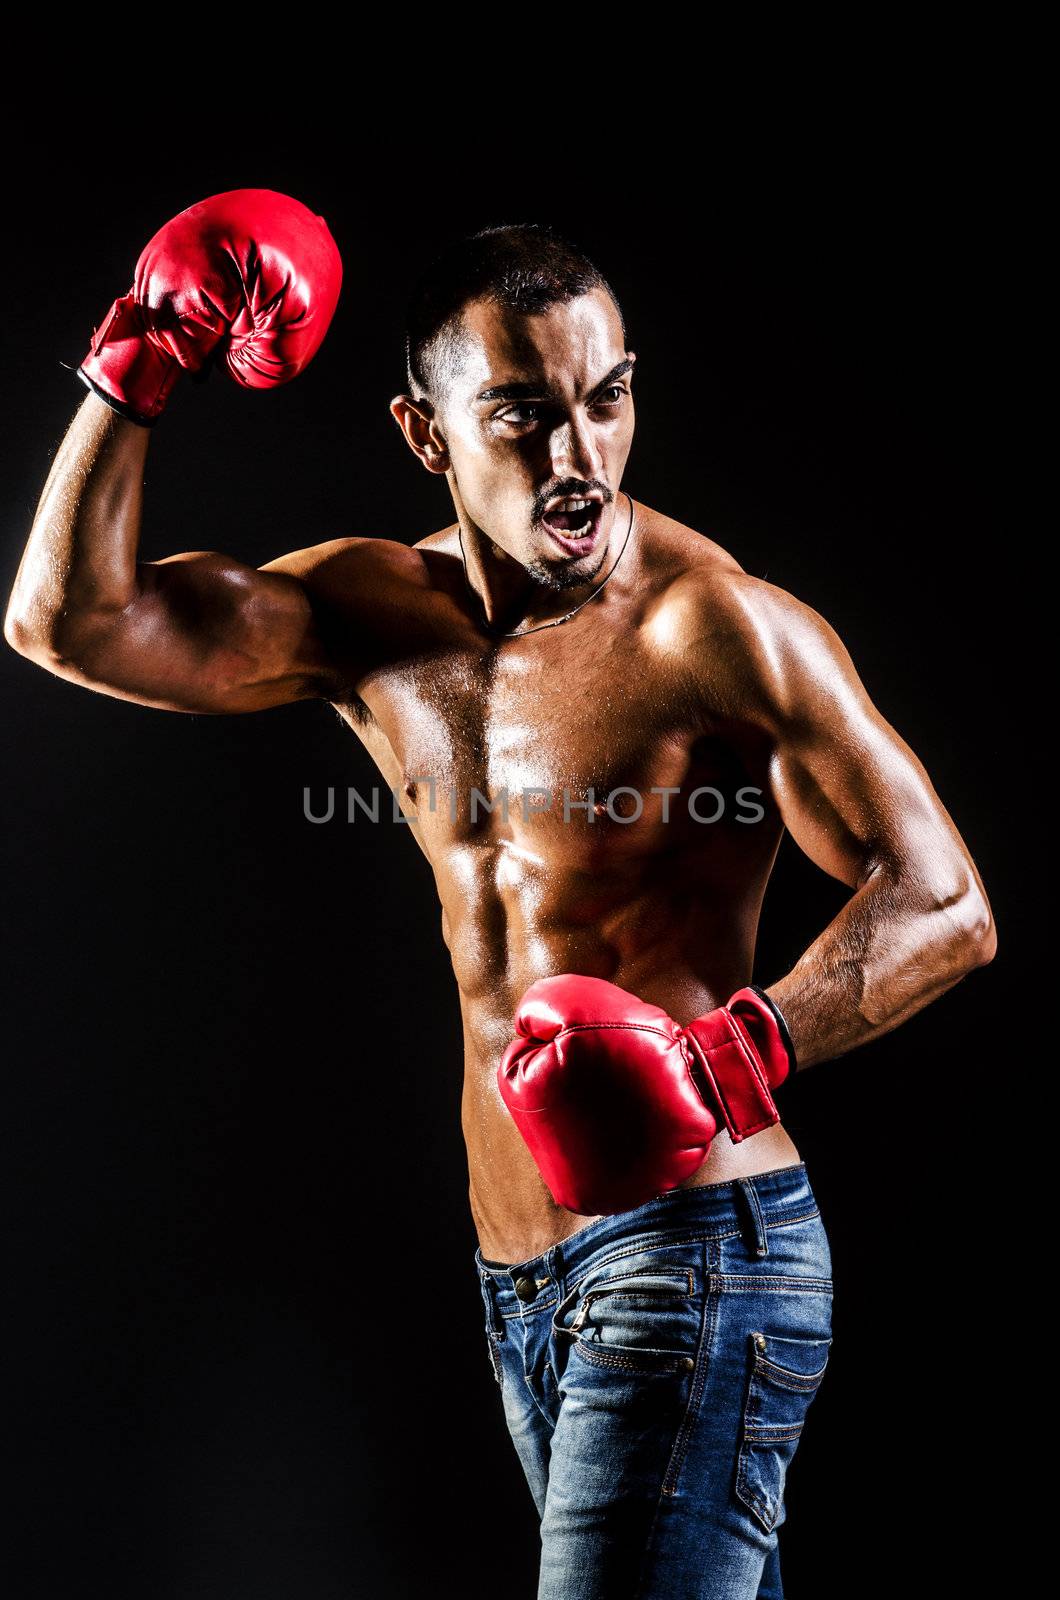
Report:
5,186,354,712
4,393,346,713
689,570,997,1070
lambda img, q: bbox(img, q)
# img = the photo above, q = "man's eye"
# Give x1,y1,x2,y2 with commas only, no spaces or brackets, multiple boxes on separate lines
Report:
499,403,542,426
498,388,627,426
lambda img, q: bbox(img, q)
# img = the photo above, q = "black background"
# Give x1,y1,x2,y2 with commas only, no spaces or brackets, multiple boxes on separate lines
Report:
2,112,1016,1599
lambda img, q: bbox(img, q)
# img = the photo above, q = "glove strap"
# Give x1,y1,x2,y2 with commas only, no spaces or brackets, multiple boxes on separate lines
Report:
682,986,795,1144
77,293,182,425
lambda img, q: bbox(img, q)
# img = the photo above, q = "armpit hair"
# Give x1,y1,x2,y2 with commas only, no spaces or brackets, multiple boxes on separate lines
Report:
329,691,374,729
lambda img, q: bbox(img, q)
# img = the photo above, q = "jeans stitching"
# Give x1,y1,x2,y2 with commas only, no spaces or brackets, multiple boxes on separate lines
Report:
475,1183,827,1535
553,1210,822,1284
474,1208,822,1291
744,1424,805,1440
496,1298,559,1320
584,1268,696,1298
504,1164,813,1261
567,1254,697,1296
569,1341,694,1374
736,1338,832,1531
551,1259,701,1369
562,1274,699,1372
659,1240,719,1500
754,1365,828,1393
715,1274,833,1294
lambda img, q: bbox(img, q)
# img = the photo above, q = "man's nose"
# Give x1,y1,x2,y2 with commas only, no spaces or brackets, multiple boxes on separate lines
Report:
549,413,603,484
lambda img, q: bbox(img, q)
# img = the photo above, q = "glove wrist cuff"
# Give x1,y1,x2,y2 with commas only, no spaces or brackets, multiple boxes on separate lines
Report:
78,293,182,424
682,986,794,1145
746,984,797,1074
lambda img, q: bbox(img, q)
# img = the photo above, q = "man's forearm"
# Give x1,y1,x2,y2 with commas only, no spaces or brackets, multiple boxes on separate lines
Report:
764,859,996,1071
4,392,150,659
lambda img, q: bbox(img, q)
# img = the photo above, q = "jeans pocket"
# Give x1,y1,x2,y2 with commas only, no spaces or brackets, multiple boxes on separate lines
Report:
735,1330,832,1534
552,1260,701,1376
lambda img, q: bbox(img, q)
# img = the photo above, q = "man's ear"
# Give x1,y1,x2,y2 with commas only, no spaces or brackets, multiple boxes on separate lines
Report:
389,394,450,475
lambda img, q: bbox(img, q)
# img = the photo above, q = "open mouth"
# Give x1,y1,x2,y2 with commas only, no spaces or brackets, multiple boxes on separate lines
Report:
540,496,605,556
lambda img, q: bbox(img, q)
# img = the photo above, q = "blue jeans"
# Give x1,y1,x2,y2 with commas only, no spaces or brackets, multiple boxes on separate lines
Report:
474,1162,833,1599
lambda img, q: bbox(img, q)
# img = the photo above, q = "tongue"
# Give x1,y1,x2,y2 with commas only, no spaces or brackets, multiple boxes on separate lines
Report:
548,507,589,531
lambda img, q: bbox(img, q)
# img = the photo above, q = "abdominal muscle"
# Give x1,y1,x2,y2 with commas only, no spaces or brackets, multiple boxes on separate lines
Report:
451,864,807,1260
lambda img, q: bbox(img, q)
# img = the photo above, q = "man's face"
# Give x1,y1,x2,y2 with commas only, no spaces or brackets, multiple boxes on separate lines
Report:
440,287,636,591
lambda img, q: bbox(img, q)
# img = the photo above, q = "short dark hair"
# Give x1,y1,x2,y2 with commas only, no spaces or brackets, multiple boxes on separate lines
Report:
404,222,625,407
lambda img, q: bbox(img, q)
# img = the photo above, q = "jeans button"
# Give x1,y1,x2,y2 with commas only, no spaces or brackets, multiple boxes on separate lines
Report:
514,1275,537,1302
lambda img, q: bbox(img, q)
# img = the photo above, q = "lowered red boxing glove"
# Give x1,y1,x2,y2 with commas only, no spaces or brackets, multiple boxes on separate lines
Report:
497,974,796,1216
76,188,343,426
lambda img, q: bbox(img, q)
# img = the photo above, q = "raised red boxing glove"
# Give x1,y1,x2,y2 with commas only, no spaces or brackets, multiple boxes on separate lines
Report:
76,188,343,426
497,974,796,1216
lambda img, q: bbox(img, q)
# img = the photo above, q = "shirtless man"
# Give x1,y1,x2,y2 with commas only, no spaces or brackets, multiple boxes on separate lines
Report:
5,200,996,1599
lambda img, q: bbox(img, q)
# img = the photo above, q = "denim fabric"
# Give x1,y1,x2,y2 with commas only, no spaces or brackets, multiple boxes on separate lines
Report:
474,1163,832,1599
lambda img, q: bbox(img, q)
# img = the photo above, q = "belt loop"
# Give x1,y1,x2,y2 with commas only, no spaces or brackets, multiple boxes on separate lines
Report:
480,1268,506,1341
737,1177,769,1257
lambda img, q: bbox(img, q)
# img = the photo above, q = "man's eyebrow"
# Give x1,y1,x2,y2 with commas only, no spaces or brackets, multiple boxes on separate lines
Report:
474,357,636,405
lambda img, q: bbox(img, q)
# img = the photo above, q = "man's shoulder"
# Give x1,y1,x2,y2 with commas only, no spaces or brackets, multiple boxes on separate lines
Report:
638,506,838,715
261,533,430,589
633,501,739,582
265,524,473,646
256,532,456,707
638,506,808,637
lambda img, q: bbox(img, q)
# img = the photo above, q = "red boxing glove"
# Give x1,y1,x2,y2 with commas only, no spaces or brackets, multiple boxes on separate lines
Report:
77,188,343,426
497,974,796,1216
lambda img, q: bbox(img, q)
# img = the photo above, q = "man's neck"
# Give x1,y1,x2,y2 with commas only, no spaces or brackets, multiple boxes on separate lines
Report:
454,497,628,637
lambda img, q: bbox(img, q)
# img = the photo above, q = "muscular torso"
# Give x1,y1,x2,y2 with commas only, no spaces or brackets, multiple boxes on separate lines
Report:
320,503,802,1262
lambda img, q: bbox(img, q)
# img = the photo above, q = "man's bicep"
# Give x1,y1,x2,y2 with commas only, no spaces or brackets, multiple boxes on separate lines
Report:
145,550,339,710
43,549,336,714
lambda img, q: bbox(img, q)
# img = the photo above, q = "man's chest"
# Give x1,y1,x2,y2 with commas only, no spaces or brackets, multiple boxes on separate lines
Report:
340,630,772,859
